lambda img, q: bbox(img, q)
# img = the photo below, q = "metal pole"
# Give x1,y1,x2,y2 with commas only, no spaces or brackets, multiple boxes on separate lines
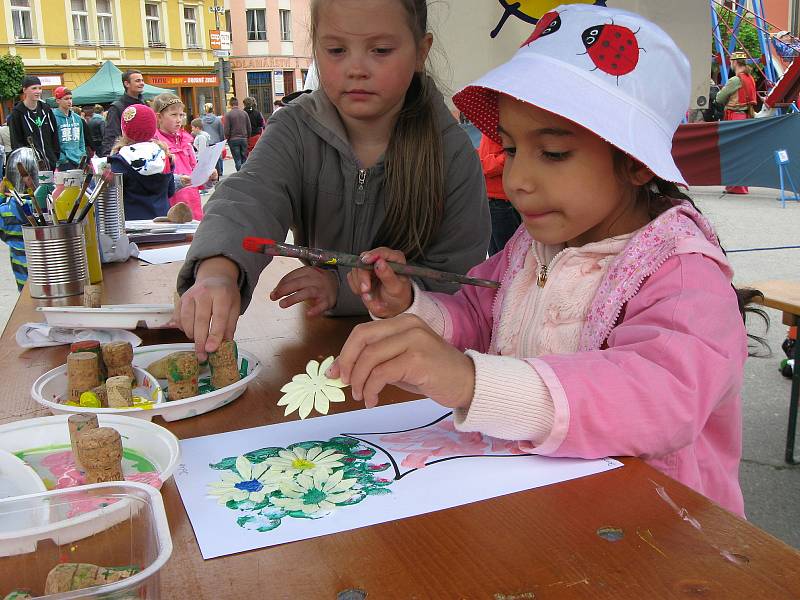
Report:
213,0,226,112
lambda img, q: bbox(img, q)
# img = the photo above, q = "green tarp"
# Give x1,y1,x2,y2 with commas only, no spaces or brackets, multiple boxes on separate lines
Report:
47,60,174,106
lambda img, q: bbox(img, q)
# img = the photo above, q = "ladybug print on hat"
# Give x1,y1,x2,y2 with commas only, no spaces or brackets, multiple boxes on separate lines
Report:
581,23,641,77
521,11,561,47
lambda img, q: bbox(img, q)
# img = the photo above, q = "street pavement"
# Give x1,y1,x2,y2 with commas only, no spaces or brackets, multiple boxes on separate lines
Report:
0,182,797,549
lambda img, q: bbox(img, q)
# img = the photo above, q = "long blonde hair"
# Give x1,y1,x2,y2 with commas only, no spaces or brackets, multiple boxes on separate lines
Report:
310,0,444,261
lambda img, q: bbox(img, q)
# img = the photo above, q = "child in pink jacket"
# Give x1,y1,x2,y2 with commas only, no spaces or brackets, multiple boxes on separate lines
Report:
330,5,757,517
152,93,214,220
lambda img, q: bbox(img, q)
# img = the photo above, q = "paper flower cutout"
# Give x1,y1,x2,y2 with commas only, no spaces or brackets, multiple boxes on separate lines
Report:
277,357,348,419
271,469,358,516
208,456,286,505
263,446,344,476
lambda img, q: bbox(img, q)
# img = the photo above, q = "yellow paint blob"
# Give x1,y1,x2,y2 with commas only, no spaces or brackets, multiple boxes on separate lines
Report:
78,392,101,408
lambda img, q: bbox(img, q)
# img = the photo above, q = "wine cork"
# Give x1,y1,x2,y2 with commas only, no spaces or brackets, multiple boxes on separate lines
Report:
77,427,124,483
106,375,133,408
44,563,137,594
67,352,101,403
68,413,98,471
92,383,108,407
166,351,199,400
70,340,106,379
83,284,102,308
102,341,135,380
209,340,240,389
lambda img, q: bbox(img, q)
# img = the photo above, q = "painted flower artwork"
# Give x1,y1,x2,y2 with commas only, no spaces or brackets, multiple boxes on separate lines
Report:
207,437,392,532
277,357,348,419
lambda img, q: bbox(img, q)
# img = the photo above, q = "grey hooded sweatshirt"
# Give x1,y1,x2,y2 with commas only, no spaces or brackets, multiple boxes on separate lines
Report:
178,86,490,316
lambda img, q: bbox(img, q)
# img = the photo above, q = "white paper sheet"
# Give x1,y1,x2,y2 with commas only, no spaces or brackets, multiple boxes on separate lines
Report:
190,141,225,187
137,244,190,265
174,399,622,559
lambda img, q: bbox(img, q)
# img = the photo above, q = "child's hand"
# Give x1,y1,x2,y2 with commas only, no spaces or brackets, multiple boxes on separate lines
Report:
327,314,475,410
180,175,192,187
173,256,241,361
347,248,413,318
270,266,339,317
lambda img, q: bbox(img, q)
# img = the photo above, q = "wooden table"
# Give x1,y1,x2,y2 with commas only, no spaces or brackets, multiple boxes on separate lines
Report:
751,280,800,464
3,260,800,599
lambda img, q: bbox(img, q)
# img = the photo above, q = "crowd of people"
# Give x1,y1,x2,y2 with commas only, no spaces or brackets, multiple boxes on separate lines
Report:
0,0,778,519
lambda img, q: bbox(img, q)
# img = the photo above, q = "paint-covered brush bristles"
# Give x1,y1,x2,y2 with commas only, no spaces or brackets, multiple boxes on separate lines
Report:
75,167,114,223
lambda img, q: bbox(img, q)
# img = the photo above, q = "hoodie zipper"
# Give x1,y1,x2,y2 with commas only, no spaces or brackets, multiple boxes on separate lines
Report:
536,247,568,287
355,168,368,205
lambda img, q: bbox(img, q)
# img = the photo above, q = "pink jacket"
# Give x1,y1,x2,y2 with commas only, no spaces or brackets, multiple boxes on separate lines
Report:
410,201,747,516
154,129,203,220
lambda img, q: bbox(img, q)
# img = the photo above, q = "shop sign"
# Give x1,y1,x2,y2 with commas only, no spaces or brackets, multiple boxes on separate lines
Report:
146,75,219,86
38,75,63,87
274,71,285,95
210,30,231,50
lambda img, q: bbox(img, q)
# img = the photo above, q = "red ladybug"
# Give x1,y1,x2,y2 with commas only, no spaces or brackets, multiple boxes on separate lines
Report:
521,11,561,47
581,23,640,76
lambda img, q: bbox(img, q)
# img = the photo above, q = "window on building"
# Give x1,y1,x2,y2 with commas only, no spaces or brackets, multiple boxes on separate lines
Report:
11,0,34,41
97,0,115,45
280,9,292,42
184,5,199,48
246,8,266,41
71,0,90,44
145,2,163,46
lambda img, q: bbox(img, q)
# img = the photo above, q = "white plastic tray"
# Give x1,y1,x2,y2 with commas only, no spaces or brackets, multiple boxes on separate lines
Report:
31,365,164,420
36,304,175,329
131,343,261,421
0,414,180,491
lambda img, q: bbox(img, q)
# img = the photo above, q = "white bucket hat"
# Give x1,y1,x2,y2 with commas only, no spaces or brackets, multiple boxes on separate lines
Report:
453,4,690,184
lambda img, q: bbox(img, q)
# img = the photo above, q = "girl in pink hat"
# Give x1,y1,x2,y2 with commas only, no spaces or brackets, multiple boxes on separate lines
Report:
331,4,765,517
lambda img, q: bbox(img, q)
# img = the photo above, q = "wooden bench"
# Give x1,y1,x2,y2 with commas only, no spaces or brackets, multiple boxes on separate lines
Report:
750,280,800,463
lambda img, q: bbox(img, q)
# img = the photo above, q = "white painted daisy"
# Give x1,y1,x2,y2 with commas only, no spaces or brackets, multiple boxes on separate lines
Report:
271,469,358,516
207,456,287,505
264,446,344,476
277,357,348,419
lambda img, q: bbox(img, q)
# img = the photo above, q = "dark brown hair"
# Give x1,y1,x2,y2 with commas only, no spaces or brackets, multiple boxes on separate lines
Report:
613,152,768,353
310,0,444,261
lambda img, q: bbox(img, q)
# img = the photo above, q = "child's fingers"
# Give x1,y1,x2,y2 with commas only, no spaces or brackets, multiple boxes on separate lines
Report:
270,268,315,301
347,331,409,403
278,287,319,309
192,300,213,361
306,296,332,317
204,295,231,355
373,258,409,298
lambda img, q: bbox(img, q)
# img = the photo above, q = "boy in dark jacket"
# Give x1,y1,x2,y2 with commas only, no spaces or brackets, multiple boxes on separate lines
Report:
9,76,60,170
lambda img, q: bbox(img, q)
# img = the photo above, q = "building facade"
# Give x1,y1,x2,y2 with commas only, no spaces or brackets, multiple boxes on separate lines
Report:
1,0,227,121
224,0,312,116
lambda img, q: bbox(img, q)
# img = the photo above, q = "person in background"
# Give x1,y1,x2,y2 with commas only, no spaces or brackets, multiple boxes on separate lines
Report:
153,93,216,220
0,116,10,177
52,87,86,171
0,147,40,289
224,97,251,171
84,104,105,157
715,52,756,194
773,30,800,62
479,133,520,255
200,102,225,180
243,97,265,154
108,104,175,220
9,75,60,170
191,118,211,155
100,69,145,156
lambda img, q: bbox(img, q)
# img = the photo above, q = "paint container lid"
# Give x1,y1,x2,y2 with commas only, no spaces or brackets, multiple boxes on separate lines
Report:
0,482,172,597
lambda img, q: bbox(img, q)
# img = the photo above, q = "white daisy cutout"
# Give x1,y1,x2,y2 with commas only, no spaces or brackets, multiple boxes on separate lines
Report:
264,446,344,476
271,469,358,516
277,357,348,419
207,456,287,505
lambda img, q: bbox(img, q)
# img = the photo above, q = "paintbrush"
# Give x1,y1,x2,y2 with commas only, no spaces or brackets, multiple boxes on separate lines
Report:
15,163,36,194
65,171,95,223
74,167,114,223
26,136,49,171
4,179,45,225
242,237,502,290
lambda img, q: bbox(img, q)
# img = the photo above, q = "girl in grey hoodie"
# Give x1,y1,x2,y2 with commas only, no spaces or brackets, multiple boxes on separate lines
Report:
176,0,490,360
